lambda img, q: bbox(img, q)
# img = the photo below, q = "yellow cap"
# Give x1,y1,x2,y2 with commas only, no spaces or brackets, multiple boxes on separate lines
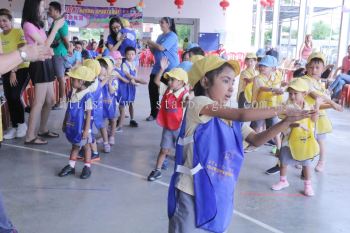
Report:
188,55,241,87
288,78,309,92
245,52,257,59
120,18,130,27
307,52,326,64
67,66,95,82
83,59,101,77
189,55,205,63
101,57,114,74
164,68,188,84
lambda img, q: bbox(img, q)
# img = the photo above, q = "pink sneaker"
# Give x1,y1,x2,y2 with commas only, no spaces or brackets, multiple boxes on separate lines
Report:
271,180,289,191
304,183,315,196
315,160,325,172
109,136,115,145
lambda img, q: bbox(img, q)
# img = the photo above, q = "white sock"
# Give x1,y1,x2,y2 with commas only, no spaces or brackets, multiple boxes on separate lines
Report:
69,160,76,168
84,163,91,168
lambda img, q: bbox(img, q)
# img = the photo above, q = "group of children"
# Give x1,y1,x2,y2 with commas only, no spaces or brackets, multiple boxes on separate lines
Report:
139,45,343,232
58,46,145,179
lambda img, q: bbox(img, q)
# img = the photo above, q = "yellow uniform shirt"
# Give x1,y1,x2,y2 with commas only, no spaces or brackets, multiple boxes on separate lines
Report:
237,68,257,101
176,96,254,196
0,28,29,69
300,75,332,135
252,72,283,108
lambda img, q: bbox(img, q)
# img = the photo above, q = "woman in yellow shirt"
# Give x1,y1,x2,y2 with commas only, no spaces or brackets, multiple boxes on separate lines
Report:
0,8,30,140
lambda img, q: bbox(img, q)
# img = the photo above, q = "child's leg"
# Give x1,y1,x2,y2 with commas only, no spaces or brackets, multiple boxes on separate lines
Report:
109,119,117,136
129,103,134,120
272,164,289,191
117,105,126,128
58,145,79,177
81,144,92,179
100,127,108,143
303,166,314,196
155,148,170,170
90,141,98,154
316,138,326,172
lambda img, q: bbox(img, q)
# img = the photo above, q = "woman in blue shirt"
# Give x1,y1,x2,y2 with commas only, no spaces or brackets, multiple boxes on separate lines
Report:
144,17,179,121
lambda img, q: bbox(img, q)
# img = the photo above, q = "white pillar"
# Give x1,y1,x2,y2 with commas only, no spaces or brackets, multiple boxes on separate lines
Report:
254,2,261,49
271,0,280,48
259,6,266,48
296,0,308,59
306,0,313,34
337,0,350,66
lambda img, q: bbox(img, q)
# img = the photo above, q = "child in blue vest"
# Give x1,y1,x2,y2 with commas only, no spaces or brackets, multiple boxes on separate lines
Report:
122,46,146,127
58,66,95,179
147,58,190,181
84,58,111,156
111,51,129,132
168,55,314,233
100,57,119,145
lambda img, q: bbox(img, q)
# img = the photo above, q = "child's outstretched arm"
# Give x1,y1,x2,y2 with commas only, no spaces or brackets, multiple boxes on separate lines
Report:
309,92,343,111
246,113,313,147
154,57,169,87
200,104,313,123
115,72,130,84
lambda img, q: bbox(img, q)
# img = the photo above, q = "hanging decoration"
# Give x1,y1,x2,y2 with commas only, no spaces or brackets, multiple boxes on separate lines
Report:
107,0,117,6
76,0,84,5
174,0,184,13
260,0,274,8
219,0,230,13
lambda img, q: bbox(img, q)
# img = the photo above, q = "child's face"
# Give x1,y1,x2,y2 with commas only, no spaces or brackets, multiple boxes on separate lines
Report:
245,58,257,68
258,65,274,76
288,89,306,105
115,57,123,67
207,66,236,105
306,61,324,78
126,50,136,62
99,67,108,79
167,77,184,91
71,78,84,89
183,53,190,61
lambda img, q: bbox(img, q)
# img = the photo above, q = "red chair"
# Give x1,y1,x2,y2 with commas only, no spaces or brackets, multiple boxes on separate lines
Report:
339,84,350,107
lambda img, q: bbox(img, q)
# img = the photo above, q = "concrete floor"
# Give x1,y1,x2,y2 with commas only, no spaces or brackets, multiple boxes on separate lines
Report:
1,67,350,233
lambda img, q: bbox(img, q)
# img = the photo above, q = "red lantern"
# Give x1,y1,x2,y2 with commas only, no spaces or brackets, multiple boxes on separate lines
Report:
107,0,117,6
76,0,84,5
138,0,145,8
220,0,230,11
260,0,268,8
174,0,184,9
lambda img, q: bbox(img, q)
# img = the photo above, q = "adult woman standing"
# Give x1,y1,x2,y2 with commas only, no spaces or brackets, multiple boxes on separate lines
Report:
106,17,124,54
144,17,179,121
21,0,64,145
0,8,30,140
299,34,313,65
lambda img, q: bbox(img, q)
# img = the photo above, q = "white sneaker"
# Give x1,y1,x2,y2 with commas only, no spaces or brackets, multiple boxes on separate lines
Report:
16,123,27,138
3,128,17,140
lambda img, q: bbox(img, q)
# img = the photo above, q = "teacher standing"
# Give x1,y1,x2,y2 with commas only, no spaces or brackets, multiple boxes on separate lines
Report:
144,17,179,121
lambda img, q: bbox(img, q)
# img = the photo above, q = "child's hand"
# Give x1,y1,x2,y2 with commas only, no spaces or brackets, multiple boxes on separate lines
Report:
273,88,284,95
160,57,169,71
333,102,343,112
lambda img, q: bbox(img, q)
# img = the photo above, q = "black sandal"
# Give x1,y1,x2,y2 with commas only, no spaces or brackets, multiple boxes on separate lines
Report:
38,131,59,138
24,137,48,145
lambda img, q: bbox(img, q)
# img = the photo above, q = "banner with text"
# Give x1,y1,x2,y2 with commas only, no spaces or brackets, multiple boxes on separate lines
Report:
64,5,143,29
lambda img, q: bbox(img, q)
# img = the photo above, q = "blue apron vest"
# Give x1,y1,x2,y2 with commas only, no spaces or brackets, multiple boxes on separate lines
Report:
92,80,104,129
116,68,129,105
65,92,92,144
102,83,117,120
168,116,244,233
122,61,136,102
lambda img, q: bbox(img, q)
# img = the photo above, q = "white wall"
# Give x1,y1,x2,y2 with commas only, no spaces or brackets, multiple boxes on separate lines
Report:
1,0,254,52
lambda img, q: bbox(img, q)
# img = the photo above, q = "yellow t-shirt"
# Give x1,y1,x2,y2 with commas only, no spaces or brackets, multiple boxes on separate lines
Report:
252,72,283,107
0,28,29,69
176,96,254,196
237,68,257,100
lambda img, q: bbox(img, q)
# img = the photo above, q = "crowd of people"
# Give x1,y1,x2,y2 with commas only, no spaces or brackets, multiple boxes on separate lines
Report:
0,0,347,232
